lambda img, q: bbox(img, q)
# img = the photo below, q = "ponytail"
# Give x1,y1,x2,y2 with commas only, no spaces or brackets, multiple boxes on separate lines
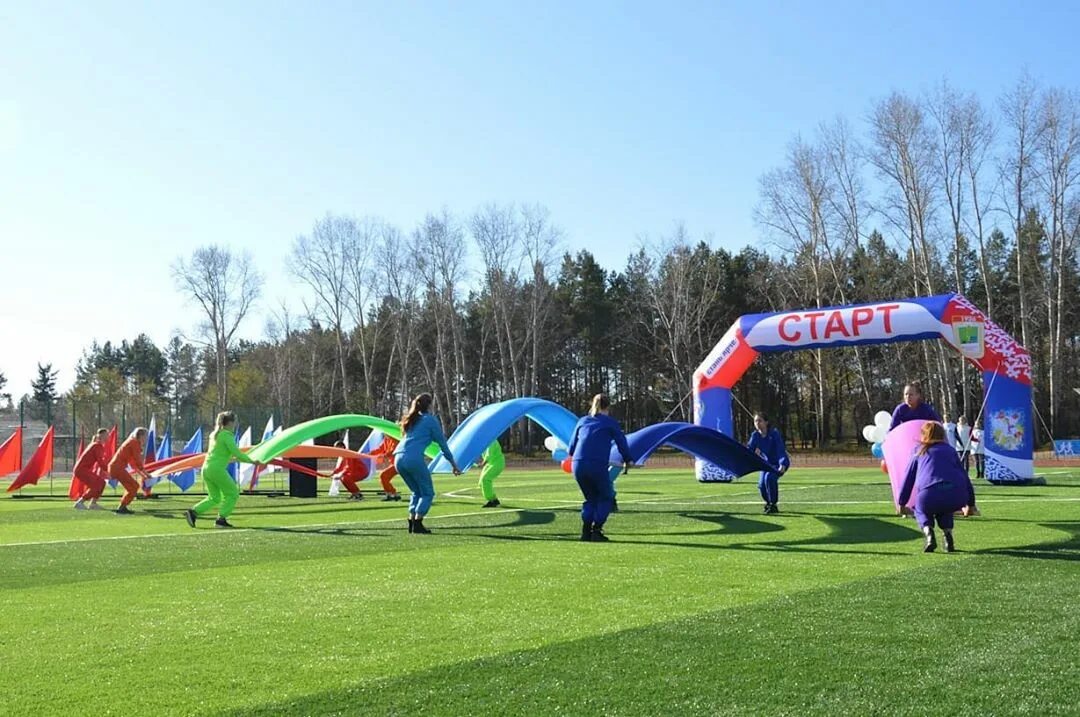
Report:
400,393,434,433
916,422,946,456
588,393,611,417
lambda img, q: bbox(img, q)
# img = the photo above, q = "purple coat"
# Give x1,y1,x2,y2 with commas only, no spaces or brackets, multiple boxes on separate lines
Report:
898,443,976,508
889,402,942,431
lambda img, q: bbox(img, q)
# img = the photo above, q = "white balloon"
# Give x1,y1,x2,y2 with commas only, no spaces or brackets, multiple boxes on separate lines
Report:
543,436,559,452
862,425,877,443
874,410,892,427
872,425,888,444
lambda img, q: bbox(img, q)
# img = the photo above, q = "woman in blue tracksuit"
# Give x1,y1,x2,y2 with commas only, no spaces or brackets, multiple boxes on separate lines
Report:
568,393,633,542
394,393,462,534
747,412,790,514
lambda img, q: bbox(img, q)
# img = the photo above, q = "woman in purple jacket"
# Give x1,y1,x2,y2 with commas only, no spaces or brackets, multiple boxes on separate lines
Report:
889,382,942,430
898,422,978,553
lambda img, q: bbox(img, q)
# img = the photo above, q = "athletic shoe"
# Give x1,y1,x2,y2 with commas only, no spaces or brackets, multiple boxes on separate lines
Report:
184,509,197,528
482,499,501,508
923,530,937,553
763,504,771,514
944,533,956,553
412,519,432,534
349,493,364,501
580,522,593,542
115,506,135,515
214,518,234,529
73,501,88,511
590,525,610,542
88,503,104,511
381,494,400,502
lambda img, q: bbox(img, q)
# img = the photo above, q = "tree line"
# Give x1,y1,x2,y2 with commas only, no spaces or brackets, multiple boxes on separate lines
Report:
7,73,1080,450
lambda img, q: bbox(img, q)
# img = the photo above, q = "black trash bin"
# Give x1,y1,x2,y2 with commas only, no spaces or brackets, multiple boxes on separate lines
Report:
288,457,318,498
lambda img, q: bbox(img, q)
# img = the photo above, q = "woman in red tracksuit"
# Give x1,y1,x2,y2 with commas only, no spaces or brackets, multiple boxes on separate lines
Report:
330,440,369,500
72,428,110,511
371,436,402,501
108,428,150,515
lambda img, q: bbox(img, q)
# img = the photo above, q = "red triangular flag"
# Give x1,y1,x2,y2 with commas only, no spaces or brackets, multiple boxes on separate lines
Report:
0,427,22,476
7,426,55,492
69,437,87,500
104,426,118,461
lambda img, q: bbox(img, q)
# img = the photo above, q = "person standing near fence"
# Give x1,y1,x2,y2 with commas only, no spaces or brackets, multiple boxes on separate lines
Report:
72,428,109,511
970,424,985,479
955,415,972,473
394,393,462,534
185,411,256,529
108,428,151,515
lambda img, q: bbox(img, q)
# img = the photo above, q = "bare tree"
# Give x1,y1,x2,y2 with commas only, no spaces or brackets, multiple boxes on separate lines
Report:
377,224,418,417
172,246,262,407
959,94,997,315
999,72,1044,353
868,92,952,412
519,204,563,402
756,137,834,442
1036,86,1080,432
411,210,469,423
344,217,385,411
291,214,356,410
820,117,874,415
265,300,297,425
470,203,524,397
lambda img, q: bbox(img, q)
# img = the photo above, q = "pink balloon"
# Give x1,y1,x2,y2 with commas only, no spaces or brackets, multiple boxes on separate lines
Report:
882,419,929,508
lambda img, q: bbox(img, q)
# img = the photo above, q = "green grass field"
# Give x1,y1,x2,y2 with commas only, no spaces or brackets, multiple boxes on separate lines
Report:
1,466,1078,716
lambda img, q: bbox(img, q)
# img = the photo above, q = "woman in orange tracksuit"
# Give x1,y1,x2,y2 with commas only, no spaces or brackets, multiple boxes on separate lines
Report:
371,435,402,501
330,440,369,500
108,427,150,515
72,428,110,511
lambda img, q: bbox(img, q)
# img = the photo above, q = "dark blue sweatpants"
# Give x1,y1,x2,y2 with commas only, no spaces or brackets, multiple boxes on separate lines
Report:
573,460,615,525
758,471,779,504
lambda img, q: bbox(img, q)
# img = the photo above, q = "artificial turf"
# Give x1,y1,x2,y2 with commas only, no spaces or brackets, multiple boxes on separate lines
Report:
1,466,1077,716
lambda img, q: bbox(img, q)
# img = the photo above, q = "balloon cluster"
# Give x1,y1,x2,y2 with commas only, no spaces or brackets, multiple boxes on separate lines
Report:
544,436,573,474
861,411,892,473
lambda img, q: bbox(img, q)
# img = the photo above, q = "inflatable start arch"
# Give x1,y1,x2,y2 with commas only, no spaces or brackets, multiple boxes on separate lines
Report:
693,294,1033,483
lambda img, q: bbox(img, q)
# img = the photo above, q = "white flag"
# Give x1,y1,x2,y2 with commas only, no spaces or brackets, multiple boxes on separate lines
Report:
237,426,255,488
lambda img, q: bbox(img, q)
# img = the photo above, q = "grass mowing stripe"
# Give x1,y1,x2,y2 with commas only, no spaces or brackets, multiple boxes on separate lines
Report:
0,492,709,549
224,542,1080,717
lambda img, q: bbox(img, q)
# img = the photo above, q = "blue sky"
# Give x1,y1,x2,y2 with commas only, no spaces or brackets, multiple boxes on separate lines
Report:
1,1,1079,397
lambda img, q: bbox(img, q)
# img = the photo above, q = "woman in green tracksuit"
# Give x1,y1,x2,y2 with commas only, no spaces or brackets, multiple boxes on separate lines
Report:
185,411,255,529
477,441,505,508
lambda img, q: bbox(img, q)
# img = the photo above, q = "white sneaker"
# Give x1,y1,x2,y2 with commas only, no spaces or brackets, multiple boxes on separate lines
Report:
87,503,104,511
73,501,88,510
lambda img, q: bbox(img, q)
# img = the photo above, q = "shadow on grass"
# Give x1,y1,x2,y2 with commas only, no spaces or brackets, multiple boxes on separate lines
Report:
245,510,560,540
653,512,787,537
975,521,1080,562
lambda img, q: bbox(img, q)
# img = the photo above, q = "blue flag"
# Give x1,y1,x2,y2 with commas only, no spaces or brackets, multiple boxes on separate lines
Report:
144,428,171,489
168,427,202,492
144,416,157,464
227,427,241,482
